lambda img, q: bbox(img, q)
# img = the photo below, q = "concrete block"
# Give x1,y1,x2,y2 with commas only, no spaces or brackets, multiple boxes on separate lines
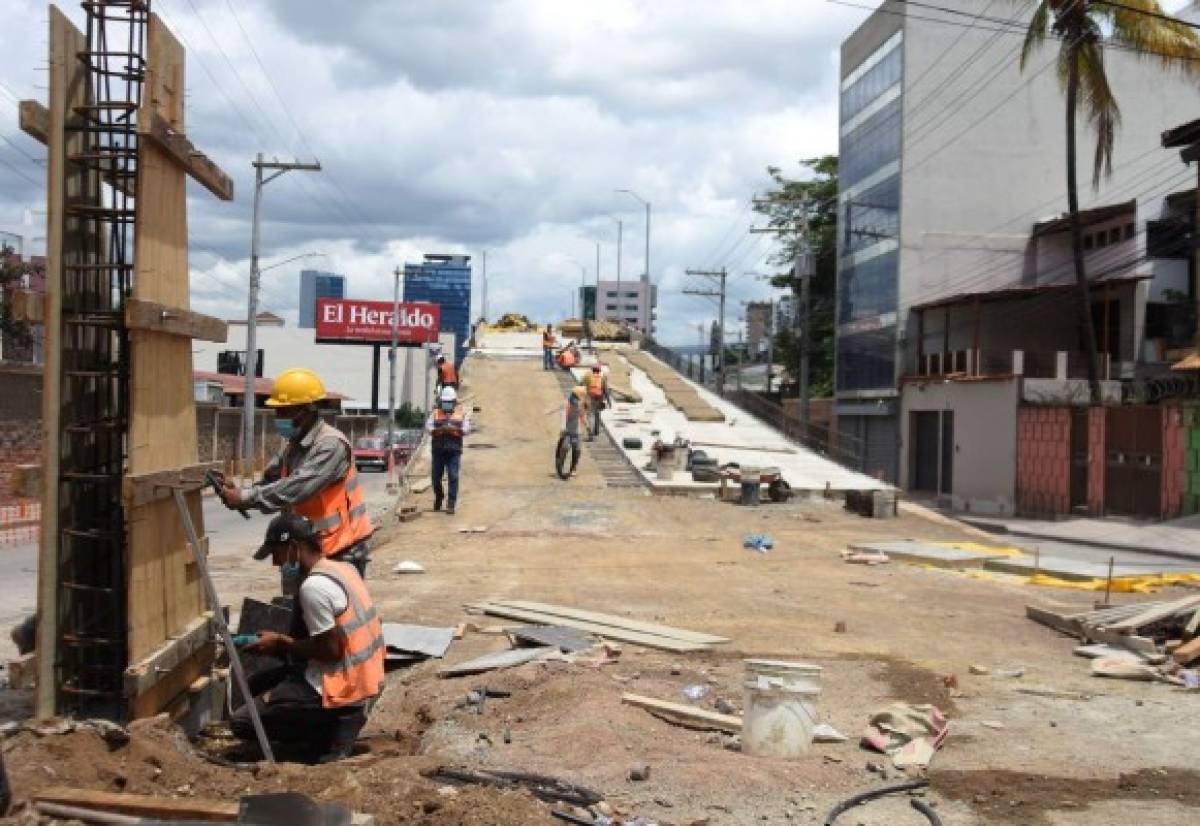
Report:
984,555,1161,581
849,540,1004,569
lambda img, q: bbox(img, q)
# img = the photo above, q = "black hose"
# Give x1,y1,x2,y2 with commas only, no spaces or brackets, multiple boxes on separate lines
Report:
910,796,944,825
823,779,937,825
551,810,595,825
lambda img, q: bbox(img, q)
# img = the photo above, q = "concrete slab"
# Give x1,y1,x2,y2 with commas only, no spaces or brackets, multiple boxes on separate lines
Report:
983,555,1159,581
848,540,1004,569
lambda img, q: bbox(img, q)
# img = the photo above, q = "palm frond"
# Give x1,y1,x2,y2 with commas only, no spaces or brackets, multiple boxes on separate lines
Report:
1020,0,1053,69
1075,37,1121,185
1103,0,1200,73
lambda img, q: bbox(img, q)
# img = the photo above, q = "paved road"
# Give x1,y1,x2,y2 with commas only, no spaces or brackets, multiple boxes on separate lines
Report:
0,469,400,662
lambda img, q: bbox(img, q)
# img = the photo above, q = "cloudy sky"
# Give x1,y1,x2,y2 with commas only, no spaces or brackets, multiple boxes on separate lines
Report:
16,0,1156,345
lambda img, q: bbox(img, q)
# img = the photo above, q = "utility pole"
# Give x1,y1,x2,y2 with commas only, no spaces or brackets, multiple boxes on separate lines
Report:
481,250,488,321
242,154,321,477
766,299,775,394
685,268,728,396
387,266,401,457
615,218,623,286
736,326,743,393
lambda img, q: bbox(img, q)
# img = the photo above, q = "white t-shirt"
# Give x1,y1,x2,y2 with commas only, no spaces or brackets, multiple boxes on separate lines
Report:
298,573,348,696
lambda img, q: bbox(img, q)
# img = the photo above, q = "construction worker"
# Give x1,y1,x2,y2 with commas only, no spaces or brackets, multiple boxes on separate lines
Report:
555,340,580,370
435,354,458,392
218,367,374,578
584,362,611,440
561,385,588,476
234,513,385,763
426,386,470,514
542,324,556,370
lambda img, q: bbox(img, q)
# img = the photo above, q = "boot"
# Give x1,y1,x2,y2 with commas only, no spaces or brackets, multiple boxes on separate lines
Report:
433,494,443,512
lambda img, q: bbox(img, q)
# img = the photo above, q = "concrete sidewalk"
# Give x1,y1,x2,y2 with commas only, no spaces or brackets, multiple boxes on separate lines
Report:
963,513,1200,562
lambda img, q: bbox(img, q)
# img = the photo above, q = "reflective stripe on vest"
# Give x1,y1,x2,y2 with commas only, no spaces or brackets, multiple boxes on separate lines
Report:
308,559,385,708
439,362,458,384
433,406,465,437
282,425,375,557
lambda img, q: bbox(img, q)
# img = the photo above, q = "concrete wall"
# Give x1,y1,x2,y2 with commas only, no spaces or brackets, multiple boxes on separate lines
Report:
1016,407,1072,517
899,377,1019,514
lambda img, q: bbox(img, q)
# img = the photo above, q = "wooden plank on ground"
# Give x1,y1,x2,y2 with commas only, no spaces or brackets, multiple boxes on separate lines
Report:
468,603,710,653
1104,595,1200,631
622,693,742,734
34,788,239,821
438,646,554,678
487,600,729,644
125,297,227,342
1026,604,1084,637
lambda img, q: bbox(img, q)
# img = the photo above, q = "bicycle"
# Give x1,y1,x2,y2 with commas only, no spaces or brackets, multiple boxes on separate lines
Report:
555,430,580,480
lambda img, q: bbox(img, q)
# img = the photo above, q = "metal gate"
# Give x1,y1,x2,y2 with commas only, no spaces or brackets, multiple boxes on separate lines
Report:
1105,406,1163,519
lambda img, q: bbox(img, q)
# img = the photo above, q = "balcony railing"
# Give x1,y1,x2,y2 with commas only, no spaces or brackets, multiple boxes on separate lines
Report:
911,348,1111,381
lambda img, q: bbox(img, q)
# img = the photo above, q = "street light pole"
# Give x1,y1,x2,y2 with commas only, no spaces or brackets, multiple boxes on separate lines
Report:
241,153,321,478
387,265,400,459
615,218,623,286
616,189,651,284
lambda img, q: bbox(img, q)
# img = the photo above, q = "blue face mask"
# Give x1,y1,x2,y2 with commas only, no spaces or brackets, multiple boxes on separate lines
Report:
274,418,297,439
440,401,456,413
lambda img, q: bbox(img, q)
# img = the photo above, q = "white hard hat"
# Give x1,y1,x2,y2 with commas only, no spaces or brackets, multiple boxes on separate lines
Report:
439,386,458,403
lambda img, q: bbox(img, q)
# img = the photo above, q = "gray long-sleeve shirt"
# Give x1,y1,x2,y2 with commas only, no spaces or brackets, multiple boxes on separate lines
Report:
242,420,351,512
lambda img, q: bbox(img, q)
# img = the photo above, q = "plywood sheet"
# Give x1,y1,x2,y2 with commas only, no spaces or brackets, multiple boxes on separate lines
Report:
126,13,205,665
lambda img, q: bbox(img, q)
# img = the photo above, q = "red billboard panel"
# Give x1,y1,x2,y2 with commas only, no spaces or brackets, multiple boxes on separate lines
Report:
315,298,441,344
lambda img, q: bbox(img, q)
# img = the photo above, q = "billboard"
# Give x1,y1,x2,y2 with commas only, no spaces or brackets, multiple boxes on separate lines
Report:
315,298,441,344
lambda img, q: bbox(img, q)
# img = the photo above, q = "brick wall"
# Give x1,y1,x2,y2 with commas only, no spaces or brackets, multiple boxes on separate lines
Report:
1087,406,1105,516
1162,404,1185,520
195,403,380,472
1016,406,1071,516
0,365,42,505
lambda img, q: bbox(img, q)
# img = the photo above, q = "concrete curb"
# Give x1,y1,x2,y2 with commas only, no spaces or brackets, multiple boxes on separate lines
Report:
960,517,1200,565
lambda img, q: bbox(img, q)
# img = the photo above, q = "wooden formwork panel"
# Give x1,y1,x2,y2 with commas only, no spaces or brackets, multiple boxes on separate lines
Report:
126,14,207,670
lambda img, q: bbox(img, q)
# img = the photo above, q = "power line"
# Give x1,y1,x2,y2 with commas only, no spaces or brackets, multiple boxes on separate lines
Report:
1095,0,1200,31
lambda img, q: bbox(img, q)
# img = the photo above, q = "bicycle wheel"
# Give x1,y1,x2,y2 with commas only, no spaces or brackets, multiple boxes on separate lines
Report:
555,434,573,479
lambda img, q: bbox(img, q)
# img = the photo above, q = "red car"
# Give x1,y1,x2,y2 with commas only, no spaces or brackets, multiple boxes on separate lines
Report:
353,436,398,472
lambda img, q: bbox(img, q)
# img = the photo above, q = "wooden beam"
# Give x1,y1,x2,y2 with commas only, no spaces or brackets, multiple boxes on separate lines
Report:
19,100,48,145
139,111,233,201
467,603,711,653
8,289,45,325
123,461,222,507
125,298,227,342
123,613,212,698
622,693,742,734
34,789,239,822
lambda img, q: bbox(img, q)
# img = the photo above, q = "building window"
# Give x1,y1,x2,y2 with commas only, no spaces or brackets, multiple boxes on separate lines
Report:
841,37,902,126
605,304,618,311
625,291,639,298
839,249,899,322
1084,234,1094,251
606,291,618,298
837,326,895,392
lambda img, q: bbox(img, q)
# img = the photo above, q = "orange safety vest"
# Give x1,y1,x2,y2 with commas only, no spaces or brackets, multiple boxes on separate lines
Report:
585,372,605,398
282,426,374,558
306,559,385,708
543,331,556,347
438,361,458,385
558,349,577,368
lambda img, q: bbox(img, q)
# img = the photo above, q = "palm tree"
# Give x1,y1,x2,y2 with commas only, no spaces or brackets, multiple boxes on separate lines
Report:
1020,0,1200,403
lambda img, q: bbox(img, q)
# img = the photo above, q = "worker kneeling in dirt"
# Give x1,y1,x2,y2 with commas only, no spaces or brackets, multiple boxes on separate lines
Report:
218,367,374,582
555,340,580,369
234,513,385,763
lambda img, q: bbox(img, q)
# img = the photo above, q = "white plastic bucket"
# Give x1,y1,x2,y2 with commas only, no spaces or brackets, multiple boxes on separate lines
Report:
741,660,822,759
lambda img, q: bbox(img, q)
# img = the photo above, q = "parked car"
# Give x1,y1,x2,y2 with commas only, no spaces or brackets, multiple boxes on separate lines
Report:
353,436,395,472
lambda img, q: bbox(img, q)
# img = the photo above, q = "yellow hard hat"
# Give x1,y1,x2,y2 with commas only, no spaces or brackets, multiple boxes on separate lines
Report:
267,368,326,407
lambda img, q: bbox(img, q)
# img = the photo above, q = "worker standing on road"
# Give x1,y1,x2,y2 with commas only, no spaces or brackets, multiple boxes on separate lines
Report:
426,386,471,514
435,354,458,392
542,324,557,370
234,513,385,764
561,385,588,476
218,368,374,581
584,361,611,441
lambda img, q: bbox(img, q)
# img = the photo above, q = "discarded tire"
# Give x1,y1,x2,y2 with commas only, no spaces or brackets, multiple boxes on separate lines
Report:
622,437,643,450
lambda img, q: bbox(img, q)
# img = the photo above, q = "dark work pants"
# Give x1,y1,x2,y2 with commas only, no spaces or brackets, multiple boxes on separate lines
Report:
230,668,366,760
431,449,462,507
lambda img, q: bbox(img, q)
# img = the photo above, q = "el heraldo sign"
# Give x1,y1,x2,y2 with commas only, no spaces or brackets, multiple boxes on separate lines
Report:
315,298,441,345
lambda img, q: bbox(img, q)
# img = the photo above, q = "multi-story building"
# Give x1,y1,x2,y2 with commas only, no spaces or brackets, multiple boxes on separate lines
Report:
745,301,773,357
404,254,472,366
298,269,346,328
596,279,656,335
836,1,1198,511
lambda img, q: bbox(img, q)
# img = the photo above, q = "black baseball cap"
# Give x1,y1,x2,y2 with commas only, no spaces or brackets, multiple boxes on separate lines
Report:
254,512,317,560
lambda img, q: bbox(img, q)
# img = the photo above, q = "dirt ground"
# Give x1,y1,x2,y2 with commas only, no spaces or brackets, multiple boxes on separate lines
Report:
4,352,1200,825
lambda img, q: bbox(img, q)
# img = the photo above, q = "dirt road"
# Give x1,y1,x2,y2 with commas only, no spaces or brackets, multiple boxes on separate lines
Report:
4,352,1199,825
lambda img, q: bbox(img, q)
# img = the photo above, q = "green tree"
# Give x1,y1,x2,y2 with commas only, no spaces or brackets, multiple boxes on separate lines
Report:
752,156,838,397
1021,1,1200,402
0,245,33,353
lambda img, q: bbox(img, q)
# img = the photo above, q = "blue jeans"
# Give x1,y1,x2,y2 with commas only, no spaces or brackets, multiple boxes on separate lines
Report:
543,347,553,369
431,449,461,507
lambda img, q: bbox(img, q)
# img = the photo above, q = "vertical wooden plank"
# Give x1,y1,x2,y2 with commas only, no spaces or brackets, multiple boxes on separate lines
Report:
126,13,206,669
35,5,89,719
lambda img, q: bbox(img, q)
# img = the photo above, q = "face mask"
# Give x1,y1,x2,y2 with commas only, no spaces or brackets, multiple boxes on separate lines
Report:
274,418,297,439
440,401,455,413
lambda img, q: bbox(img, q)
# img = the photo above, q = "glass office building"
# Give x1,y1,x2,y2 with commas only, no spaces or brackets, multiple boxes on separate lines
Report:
404,254,472,366
836,26,903,481
298,270,345,328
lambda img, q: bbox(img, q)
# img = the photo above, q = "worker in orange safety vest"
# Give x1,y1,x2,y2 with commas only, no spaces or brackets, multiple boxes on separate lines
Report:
236,512,385,763
435,354,458,392
218,367,374,584
584,362,612,441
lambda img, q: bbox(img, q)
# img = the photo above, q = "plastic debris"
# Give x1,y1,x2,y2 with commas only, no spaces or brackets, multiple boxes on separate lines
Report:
681,684,711,701
812,723,848,743
393,560,426,574
742,534,774,553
